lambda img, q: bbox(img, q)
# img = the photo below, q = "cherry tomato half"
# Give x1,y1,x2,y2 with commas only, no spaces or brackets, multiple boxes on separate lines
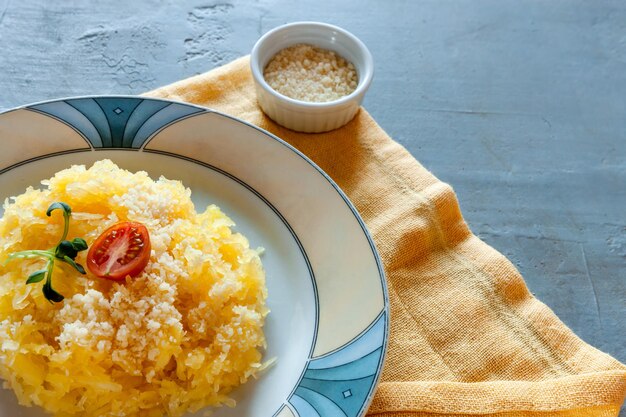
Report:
86,221,151,281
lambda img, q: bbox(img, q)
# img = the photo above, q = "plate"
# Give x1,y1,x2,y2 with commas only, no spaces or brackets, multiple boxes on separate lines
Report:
0,96,388,417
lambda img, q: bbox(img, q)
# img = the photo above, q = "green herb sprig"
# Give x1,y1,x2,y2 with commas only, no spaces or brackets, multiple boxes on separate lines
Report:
4,202,88,303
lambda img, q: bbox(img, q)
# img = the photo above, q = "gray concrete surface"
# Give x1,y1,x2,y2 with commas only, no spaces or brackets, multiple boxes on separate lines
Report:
0,0,624,413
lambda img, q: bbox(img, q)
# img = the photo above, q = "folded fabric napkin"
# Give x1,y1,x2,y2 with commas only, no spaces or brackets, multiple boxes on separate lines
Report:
145,56,626,417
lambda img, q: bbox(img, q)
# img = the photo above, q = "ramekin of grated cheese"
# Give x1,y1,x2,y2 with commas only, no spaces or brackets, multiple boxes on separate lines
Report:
251,22,374,133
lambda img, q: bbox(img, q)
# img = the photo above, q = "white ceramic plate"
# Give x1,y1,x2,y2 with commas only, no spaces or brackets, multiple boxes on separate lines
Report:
0,96,388,417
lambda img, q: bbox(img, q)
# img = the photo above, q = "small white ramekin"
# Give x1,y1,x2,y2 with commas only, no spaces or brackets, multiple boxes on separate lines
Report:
250,22,374,133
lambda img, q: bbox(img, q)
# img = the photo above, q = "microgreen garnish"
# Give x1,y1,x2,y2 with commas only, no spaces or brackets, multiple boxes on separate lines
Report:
4,202,88,303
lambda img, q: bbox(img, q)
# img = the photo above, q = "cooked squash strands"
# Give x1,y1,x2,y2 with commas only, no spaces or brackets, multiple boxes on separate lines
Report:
0,160,269,417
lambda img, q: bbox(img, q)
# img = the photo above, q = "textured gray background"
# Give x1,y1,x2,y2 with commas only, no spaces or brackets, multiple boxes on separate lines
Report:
0,0,624,413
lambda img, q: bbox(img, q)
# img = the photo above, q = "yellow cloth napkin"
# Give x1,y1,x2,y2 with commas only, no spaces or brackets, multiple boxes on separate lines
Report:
145,56,626,417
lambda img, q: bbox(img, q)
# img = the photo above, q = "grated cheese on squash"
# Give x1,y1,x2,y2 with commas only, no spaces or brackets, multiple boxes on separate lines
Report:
0,159,268,417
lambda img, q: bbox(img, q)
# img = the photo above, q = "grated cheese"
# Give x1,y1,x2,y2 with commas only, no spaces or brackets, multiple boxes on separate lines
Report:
263,43,358,102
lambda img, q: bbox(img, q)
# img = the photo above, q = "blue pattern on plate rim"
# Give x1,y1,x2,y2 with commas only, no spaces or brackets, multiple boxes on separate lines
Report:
289,312,386,417
29,97,203,149
7,96,389,417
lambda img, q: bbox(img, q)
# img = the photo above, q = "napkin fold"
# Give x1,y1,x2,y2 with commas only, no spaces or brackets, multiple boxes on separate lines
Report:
145,56,626,417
